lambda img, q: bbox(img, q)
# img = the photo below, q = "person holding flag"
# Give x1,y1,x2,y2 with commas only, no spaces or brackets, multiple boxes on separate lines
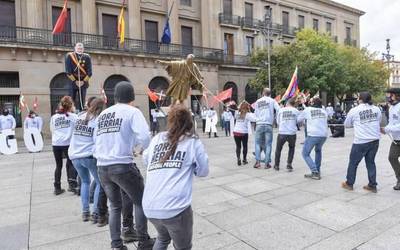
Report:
24,110,43,133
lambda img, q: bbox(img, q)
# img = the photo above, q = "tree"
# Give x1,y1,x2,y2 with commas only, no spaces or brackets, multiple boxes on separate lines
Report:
250,29,389,102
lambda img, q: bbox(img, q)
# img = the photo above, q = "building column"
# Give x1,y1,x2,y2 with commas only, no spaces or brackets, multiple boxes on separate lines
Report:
167,0,179,44
128,0,141,39
201,0,222,49
26,0,43,28
81,0,97,34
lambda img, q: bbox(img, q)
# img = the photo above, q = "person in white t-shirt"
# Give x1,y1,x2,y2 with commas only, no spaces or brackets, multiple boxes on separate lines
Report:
274,98,300,172
50,96,78,195
143,104,209,250
298,97,328,180
0,108,16,132
341,92,381,193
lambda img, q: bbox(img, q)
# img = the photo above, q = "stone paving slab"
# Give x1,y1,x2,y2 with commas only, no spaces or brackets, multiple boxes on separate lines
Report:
1,128,400,250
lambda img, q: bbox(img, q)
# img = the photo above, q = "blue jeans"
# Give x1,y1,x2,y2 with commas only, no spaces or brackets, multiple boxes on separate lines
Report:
255,124,273,164
302,136,327,173
346,140,379,187
98,163,149,248
224,121,231,136
72,157,100,214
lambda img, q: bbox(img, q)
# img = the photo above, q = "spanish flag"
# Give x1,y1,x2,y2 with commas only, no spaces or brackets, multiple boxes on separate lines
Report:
118,1,126,44
52,0,68,34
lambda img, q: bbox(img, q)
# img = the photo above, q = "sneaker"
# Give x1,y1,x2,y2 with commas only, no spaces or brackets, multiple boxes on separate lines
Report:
341,182,353,191
53,188,65,196
121,227,140,243
264,164,272,169
82,212,91,222
253,162,261,169
237,159,242,166
393,182,400,191
137,238,155,250
112,245,128,250
304,172,321,180
97,214,108,227
91,213,98,224
243,159,248,165
67,185,75,193
273,165,279,171
287,165,293,172
363,185,377,193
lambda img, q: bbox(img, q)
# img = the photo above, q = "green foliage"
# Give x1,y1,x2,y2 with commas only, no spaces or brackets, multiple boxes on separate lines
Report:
250,29,390,100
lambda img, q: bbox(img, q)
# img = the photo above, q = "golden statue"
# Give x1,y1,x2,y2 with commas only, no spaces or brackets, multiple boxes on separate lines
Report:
156,54,203,104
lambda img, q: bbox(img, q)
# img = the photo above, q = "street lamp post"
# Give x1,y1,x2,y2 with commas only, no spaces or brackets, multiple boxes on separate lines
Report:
382,38,395,87
259,8,281,90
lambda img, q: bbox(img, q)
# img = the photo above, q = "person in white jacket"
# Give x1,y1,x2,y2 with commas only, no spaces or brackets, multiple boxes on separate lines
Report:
143,104,209,250
382,88,400,190
0,108,16,132
233,101,255,166
274,98,301,172
50,96,78,195
341,92,381,193
298,97,328,180
253,88,280,169
24,110,43,132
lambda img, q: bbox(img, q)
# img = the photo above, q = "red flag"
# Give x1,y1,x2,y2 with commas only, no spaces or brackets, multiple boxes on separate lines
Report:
33,97,39,111
210,88,232,107
147,88,159,103
52,0,68,34
101,88,108,104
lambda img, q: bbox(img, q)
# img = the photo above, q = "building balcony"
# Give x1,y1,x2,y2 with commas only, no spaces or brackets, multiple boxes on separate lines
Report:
223,54,251,66
344,38,357,47
218,13,242,27
0,25,227,63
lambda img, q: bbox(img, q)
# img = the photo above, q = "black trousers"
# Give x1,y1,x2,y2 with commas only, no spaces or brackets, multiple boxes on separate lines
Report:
69,82,88,111
389,142,400,182
202,119,206,133
52,145,77,188
274,134,296,167
234,134,248,160
98,184,109,217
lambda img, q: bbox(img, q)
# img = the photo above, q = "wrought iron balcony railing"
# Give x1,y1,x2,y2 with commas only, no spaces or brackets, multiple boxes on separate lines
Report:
218,13,242,26
0,26,227,63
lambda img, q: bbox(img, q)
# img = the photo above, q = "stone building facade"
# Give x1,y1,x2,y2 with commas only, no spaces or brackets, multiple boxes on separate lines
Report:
389,61,400,88
0,0,364,135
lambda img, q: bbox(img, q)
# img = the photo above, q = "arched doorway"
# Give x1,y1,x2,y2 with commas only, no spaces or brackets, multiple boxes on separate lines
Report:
223,81,238,104
50,73,70,114
103,75,129,107
245,84,258,105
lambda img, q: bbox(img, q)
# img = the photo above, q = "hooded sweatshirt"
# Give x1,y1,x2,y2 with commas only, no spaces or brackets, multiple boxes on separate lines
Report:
50,112,78,146
298,107,328,137
385,102,400,140
142,132,209,219
0,114,16,131
254,96,280,125
95,103,150,166
68,112,98,160
344,103,381,144
277,107,300,135
24,116,43,131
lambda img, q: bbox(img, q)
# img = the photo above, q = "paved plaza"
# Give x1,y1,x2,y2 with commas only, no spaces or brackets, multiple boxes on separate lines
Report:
1,128,400,250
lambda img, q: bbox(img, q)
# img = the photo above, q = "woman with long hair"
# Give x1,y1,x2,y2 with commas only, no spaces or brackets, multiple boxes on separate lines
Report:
68,97,105,222
142,105,209,249
233,101,255,166
50,96,78,195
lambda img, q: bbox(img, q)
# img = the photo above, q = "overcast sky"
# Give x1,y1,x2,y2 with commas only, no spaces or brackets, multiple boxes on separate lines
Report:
334,0,400,60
